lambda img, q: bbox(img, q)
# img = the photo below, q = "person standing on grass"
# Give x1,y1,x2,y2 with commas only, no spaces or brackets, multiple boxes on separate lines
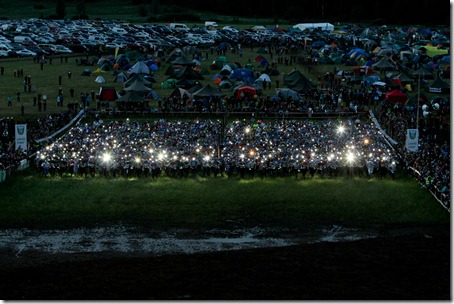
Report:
43,95,47,111
7,95,12,107
85,93,91,108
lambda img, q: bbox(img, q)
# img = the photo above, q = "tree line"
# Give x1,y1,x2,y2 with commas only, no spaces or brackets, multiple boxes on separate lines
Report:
50,0,449,26
158,0,449,26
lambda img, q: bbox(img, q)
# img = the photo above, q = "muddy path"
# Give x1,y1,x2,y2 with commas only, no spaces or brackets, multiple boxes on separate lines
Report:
0,224,450,300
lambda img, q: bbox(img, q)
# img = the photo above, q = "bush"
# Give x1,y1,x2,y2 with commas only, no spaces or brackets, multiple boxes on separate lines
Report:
33,4,45,10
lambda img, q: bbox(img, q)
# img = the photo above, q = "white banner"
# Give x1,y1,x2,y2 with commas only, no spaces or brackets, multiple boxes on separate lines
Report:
15,124,27,153
406,129,419,152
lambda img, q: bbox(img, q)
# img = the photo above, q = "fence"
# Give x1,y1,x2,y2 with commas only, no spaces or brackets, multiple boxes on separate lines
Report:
408,166,450,212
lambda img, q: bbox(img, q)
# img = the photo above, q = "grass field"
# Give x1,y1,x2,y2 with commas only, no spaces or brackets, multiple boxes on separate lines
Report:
0,167,449,229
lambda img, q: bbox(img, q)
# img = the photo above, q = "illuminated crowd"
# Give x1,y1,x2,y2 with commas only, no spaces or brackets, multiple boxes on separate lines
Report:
34,118,399,179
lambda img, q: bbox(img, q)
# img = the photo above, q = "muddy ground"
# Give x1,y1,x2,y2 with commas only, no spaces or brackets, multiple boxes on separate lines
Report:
0,224,450,300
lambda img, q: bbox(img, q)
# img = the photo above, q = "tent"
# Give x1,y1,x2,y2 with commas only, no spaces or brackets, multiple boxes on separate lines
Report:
412,66,434,79
220,64,233,75
171,57,194,66
283,70,311,88
80,69,93,76
95,76,106,83
219,80,232,89
117,91,146,102
98,87,118,101
124,76,152,92
274,89,301,102
372,58,396,71
161,78,177,89
363,75,381,86
229,68,256,83
259,73,271,82
128,61,151,74
352,66,373,75
169,87,192,100
428,77,450,94
391,72,413,85
192,84,225,97
293,23,334,32
235,85,257,99
169,65,204,80
385,89,407,103
114,72,128,83
125,73,152,86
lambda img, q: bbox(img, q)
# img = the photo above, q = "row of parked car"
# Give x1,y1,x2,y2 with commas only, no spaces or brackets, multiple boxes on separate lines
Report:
0,19,313,59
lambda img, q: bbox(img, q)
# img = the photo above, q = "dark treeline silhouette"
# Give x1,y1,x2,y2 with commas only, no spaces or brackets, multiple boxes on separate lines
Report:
160,0,449,26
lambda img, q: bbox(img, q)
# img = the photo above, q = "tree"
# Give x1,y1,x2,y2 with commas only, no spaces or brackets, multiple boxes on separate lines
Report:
76,0,87,18
151,0,160,14
56,0,66,19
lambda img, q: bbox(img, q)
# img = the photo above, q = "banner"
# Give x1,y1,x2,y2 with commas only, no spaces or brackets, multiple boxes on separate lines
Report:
15,123,27,153
406,129,419,152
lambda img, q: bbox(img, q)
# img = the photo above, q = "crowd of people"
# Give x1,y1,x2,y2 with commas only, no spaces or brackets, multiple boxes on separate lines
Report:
377,93,450,208
33,117,399,180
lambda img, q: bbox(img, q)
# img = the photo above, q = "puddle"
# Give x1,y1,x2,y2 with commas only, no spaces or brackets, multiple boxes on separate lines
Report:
0,225,386,256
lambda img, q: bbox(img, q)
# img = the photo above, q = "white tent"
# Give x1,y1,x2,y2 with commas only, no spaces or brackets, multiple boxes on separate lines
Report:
259,73,271,82
293,23,334,32
95,76,106,83
221,64,233,72
128,61,150,74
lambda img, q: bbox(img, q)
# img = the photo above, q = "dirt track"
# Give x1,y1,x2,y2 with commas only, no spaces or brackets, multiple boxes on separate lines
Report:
0,225,450,300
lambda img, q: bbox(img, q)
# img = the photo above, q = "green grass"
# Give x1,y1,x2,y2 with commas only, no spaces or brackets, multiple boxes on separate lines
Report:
0,168,449,229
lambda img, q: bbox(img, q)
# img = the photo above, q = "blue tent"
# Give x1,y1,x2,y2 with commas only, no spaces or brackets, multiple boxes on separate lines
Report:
311,40,326,48
347,48,367,60
229,68,256,83
363,75,381,86
441,55,450,64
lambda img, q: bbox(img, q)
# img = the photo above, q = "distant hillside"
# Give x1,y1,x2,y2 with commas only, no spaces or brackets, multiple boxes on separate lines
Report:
0,0,450,26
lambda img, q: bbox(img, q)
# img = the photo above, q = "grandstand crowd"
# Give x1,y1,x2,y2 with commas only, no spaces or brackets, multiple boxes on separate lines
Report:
32,117,399,180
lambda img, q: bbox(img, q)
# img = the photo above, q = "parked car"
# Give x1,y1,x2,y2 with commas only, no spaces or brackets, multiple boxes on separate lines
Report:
27,46,49,56
16,49,37,57
54,45,73,54
105,42,123,49
67,44,89,54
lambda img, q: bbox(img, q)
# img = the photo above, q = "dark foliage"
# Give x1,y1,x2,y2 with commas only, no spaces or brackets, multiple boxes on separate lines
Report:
164,0,449,25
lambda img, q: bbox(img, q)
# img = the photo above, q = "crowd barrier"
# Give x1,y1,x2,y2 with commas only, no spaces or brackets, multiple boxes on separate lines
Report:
408,166,450,212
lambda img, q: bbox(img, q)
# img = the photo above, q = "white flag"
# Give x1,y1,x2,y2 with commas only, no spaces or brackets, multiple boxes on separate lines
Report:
406,129,418,152
15,124,27,154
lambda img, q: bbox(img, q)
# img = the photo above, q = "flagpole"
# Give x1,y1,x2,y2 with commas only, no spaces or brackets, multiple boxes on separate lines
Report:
416,73,420,130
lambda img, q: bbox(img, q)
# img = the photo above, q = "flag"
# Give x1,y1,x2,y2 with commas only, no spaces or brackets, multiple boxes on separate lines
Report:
15,124,27,153
406,129,418,152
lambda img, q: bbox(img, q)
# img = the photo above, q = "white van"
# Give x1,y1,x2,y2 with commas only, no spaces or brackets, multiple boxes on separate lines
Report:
204,21,218,35
112,27,128,35
169,23,190,32
205,21,218,29
13,36,36,46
